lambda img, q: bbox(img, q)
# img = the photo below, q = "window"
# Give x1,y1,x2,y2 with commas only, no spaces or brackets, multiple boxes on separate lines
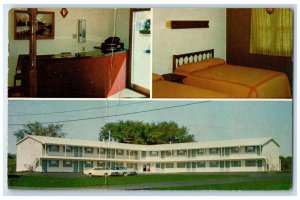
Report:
197,149,205,156
127,163,134,169
116,149,124,155
224,147,230,155
220,161,225,168
97,161,104,167
192,162,197,168
177,162,186,168
209,161,219,167
161,163,165,169
84,147,94,154
257,146,261,155
231,161,241,167
63,146,73,153
166,163,174,168
166,151,172,157
246,160,257,167
225,161,230,168
98,148,106,154
250,8,293,57
84,161,93,167
257,160,263,167
150,151,158,156
245,146,256,153
142,151,146,157
197,162,205,168
177,150,186,156
48,160,59,167
63,160,72,167
188,149,197,157
48,145,59,152
231,147,239,154
156,163,161,168
186,162,191,168
209,148,219,155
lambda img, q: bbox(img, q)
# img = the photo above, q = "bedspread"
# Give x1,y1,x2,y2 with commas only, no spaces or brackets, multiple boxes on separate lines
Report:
180,64,291,98
152,80,229,98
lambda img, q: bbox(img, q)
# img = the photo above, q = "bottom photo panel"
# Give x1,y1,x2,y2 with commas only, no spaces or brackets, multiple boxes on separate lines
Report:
7,100,292,191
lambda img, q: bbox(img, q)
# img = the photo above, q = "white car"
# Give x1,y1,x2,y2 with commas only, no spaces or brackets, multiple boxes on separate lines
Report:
111,166,138,176
84,167,118,177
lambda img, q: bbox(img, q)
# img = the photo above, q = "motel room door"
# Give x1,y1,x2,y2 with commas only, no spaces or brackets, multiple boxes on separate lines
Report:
79,161,83,173
73,161,78,173
128,9,151,96
42,160,47,172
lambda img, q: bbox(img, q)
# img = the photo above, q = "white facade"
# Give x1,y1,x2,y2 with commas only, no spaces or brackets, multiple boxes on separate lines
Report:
16,135,281,173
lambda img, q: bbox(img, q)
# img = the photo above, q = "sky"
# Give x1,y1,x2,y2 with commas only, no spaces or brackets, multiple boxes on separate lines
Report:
6,99,293,156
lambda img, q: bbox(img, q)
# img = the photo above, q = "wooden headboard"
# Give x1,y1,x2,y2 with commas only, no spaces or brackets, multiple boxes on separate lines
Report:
173,49,214,71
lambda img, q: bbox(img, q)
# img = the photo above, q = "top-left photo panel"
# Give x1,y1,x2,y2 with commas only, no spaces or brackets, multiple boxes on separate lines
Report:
8,8,151,98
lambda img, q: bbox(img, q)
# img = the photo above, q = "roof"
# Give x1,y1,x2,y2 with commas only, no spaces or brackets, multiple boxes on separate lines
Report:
17,135,279,151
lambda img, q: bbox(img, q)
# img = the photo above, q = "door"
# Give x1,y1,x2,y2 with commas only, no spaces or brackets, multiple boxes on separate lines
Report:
42,160,47,172
78,147,83,157
79,161,83,172
74,147,78,157
73,161,78,172
128,9,151,96
220,161,225,172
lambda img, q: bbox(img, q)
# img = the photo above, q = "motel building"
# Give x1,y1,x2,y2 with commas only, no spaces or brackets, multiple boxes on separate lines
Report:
16,135,281,173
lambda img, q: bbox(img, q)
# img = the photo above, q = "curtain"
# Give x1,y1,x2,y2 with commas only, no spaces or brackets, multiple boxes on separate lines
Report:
250,8,293,57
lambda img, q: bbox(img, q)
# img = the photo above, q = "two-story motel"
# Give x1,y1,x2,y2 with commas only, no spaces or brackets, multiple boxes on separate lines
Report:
16,135,281,173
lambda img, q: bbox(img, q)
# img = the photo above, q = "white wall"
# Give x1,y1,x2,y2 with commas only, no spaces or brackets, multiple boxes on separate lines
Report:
152,8,226,74
8,8,130,87
262,140,280,171
131,10,151,90
16,138,43,172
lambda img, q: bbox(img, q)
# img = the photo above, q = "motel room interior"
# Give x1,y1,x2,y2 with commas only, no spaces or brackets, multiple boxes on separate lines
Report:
152,8,293,99
8,8,151,98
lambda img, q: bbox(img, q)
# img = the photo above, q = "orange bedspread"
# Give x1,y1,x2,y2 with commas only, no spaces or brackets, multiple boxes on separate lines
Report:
152,80,229,98
176,64,291,98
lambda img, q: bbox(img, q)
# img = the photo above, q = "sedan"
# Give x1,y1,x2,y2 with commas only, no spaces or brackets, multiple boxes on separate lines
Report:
111,166,138,176
84,167,118,177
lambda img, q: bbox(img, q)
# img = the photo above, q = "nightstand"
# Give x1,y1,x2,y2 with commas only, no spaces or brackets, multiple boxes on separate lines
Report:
162,73,186,84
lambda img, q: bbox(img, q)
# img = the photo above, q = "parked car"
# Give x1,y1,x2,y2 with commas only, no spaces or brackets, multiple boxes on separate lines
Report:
111,166,138,176
84,167,118,177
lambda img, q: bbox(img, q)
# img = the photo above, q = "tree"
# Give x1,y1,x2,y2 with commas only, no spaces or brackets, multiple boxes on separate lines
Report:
14,121,67,142
98,120,194,144
280,156,292,172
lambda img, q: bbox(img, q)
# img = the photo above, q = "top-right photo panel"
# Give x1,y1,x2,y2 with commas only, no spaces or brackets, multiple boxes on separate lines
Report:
152,8,293,99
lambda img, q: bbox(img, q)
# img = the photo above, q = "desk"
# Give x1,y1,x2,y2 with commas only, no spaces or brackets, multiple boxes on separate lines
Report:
17,51,127,97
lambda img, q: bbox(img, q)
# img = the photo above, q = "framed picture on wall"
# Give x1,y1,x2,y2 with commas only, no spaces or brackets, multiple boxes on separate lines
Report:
14,10,55,40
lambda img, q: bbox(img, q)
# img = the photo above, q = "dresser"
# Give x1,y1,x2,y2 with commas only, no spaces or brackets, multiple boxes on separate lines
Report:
16,51,127,98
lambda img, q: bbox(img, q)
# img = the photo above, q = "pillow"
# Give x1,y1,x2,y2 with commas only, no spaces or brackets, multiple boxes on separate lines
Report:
175,58,226,74
152,73,164,82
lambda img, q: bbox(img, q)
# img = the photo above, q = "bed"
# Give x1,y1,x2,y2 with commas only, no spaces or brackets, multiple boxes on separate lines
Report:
152,73,229,98
173,49,291,98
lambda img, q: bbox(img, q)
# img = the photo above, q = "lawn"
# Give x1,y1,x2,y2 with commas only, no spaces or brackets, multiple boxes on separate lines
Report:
151,177,292,190
7,172,292,190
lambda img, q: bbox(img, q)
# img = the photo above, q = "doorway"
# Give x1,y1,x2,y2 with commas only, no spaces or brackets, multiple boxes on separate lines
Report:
143,163,151,172
128,9,151,97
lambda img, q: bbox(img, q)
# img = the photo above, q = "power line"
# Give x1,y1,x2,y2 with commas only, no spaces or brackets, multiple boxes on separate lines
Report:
9,101,210,126
9,101,151,117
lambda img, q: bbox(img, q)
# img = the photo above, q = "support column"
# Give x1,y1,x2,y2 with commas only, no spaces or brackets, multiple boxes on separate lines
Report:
28,8,38,97
65,145,67,157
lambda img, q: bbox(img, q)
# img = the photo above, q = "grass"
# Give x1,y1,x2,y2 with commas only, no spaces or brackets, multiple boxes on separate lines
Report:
7,172,292,190
151,178,292,190
8,173,248,188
